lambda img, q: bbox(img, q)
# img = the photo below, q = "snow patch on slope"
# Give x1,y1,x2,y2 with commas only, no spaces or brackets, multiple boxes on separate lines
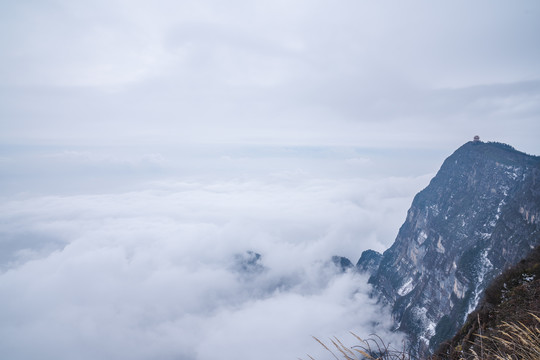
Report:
398,278,414,296
466,249,493,317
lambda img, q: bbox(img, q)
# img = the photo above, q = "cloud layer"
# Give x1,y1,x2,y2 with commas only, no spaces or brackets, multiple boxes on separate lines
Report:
0,172,426,359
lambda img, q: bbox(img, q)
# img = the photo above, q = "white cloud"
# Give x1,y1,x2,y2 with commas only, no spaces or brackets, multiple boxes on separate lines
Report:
0,171,421,359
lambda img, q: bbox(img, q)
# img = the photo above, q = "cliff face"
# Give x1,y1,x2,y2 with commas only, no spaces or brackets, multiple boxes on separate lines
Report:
360,141,540,352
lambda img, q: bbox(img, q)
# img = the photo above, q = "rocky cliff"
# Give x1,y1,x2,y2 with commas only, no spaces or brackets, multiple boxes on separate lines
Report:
358,140,540,352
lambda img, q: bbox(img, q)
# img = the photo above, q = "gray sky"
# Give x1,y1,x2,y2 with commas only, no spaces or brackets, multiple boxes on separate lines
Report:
1,1,540,359
1,0,539,151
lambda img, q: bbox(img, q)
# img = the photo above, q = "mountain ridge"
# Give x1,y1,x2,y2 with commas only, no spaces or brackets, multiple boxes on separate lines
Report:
355,140,540,353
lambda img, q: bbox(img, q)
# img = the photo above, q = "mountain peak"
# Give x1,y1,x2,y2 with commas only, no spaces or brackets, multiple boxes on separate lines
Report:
448,140,537,166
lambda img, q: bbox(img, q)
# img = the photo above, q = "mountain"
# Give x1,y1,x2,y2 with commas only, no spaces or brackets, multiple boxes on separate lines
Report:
357,140,540,353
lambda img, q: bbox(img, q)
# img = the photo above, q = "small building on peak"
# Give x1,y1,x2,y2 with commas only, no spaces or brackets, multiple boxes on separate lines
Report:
473,135,480,142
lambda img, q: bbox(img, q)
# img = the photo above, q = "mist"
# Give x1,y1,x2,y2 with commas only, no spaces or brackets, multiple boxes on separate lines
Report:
0,147,429,359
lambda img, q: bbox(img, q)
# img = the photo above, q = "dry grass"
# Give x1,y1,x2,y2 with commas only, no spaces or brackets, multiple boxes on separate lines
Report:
302,332,413,360
305,313,540,360
470,313,540,360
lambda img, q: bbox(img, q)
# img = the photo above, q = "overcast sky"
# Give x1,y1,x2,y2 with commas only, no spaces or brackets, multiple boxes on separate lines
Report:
1,0,540,151
1,1,540,359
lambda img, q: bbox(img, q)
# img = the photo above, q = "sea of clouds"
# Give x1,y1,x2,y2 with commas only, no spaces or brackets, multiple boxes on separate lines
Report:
0,146,433,360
